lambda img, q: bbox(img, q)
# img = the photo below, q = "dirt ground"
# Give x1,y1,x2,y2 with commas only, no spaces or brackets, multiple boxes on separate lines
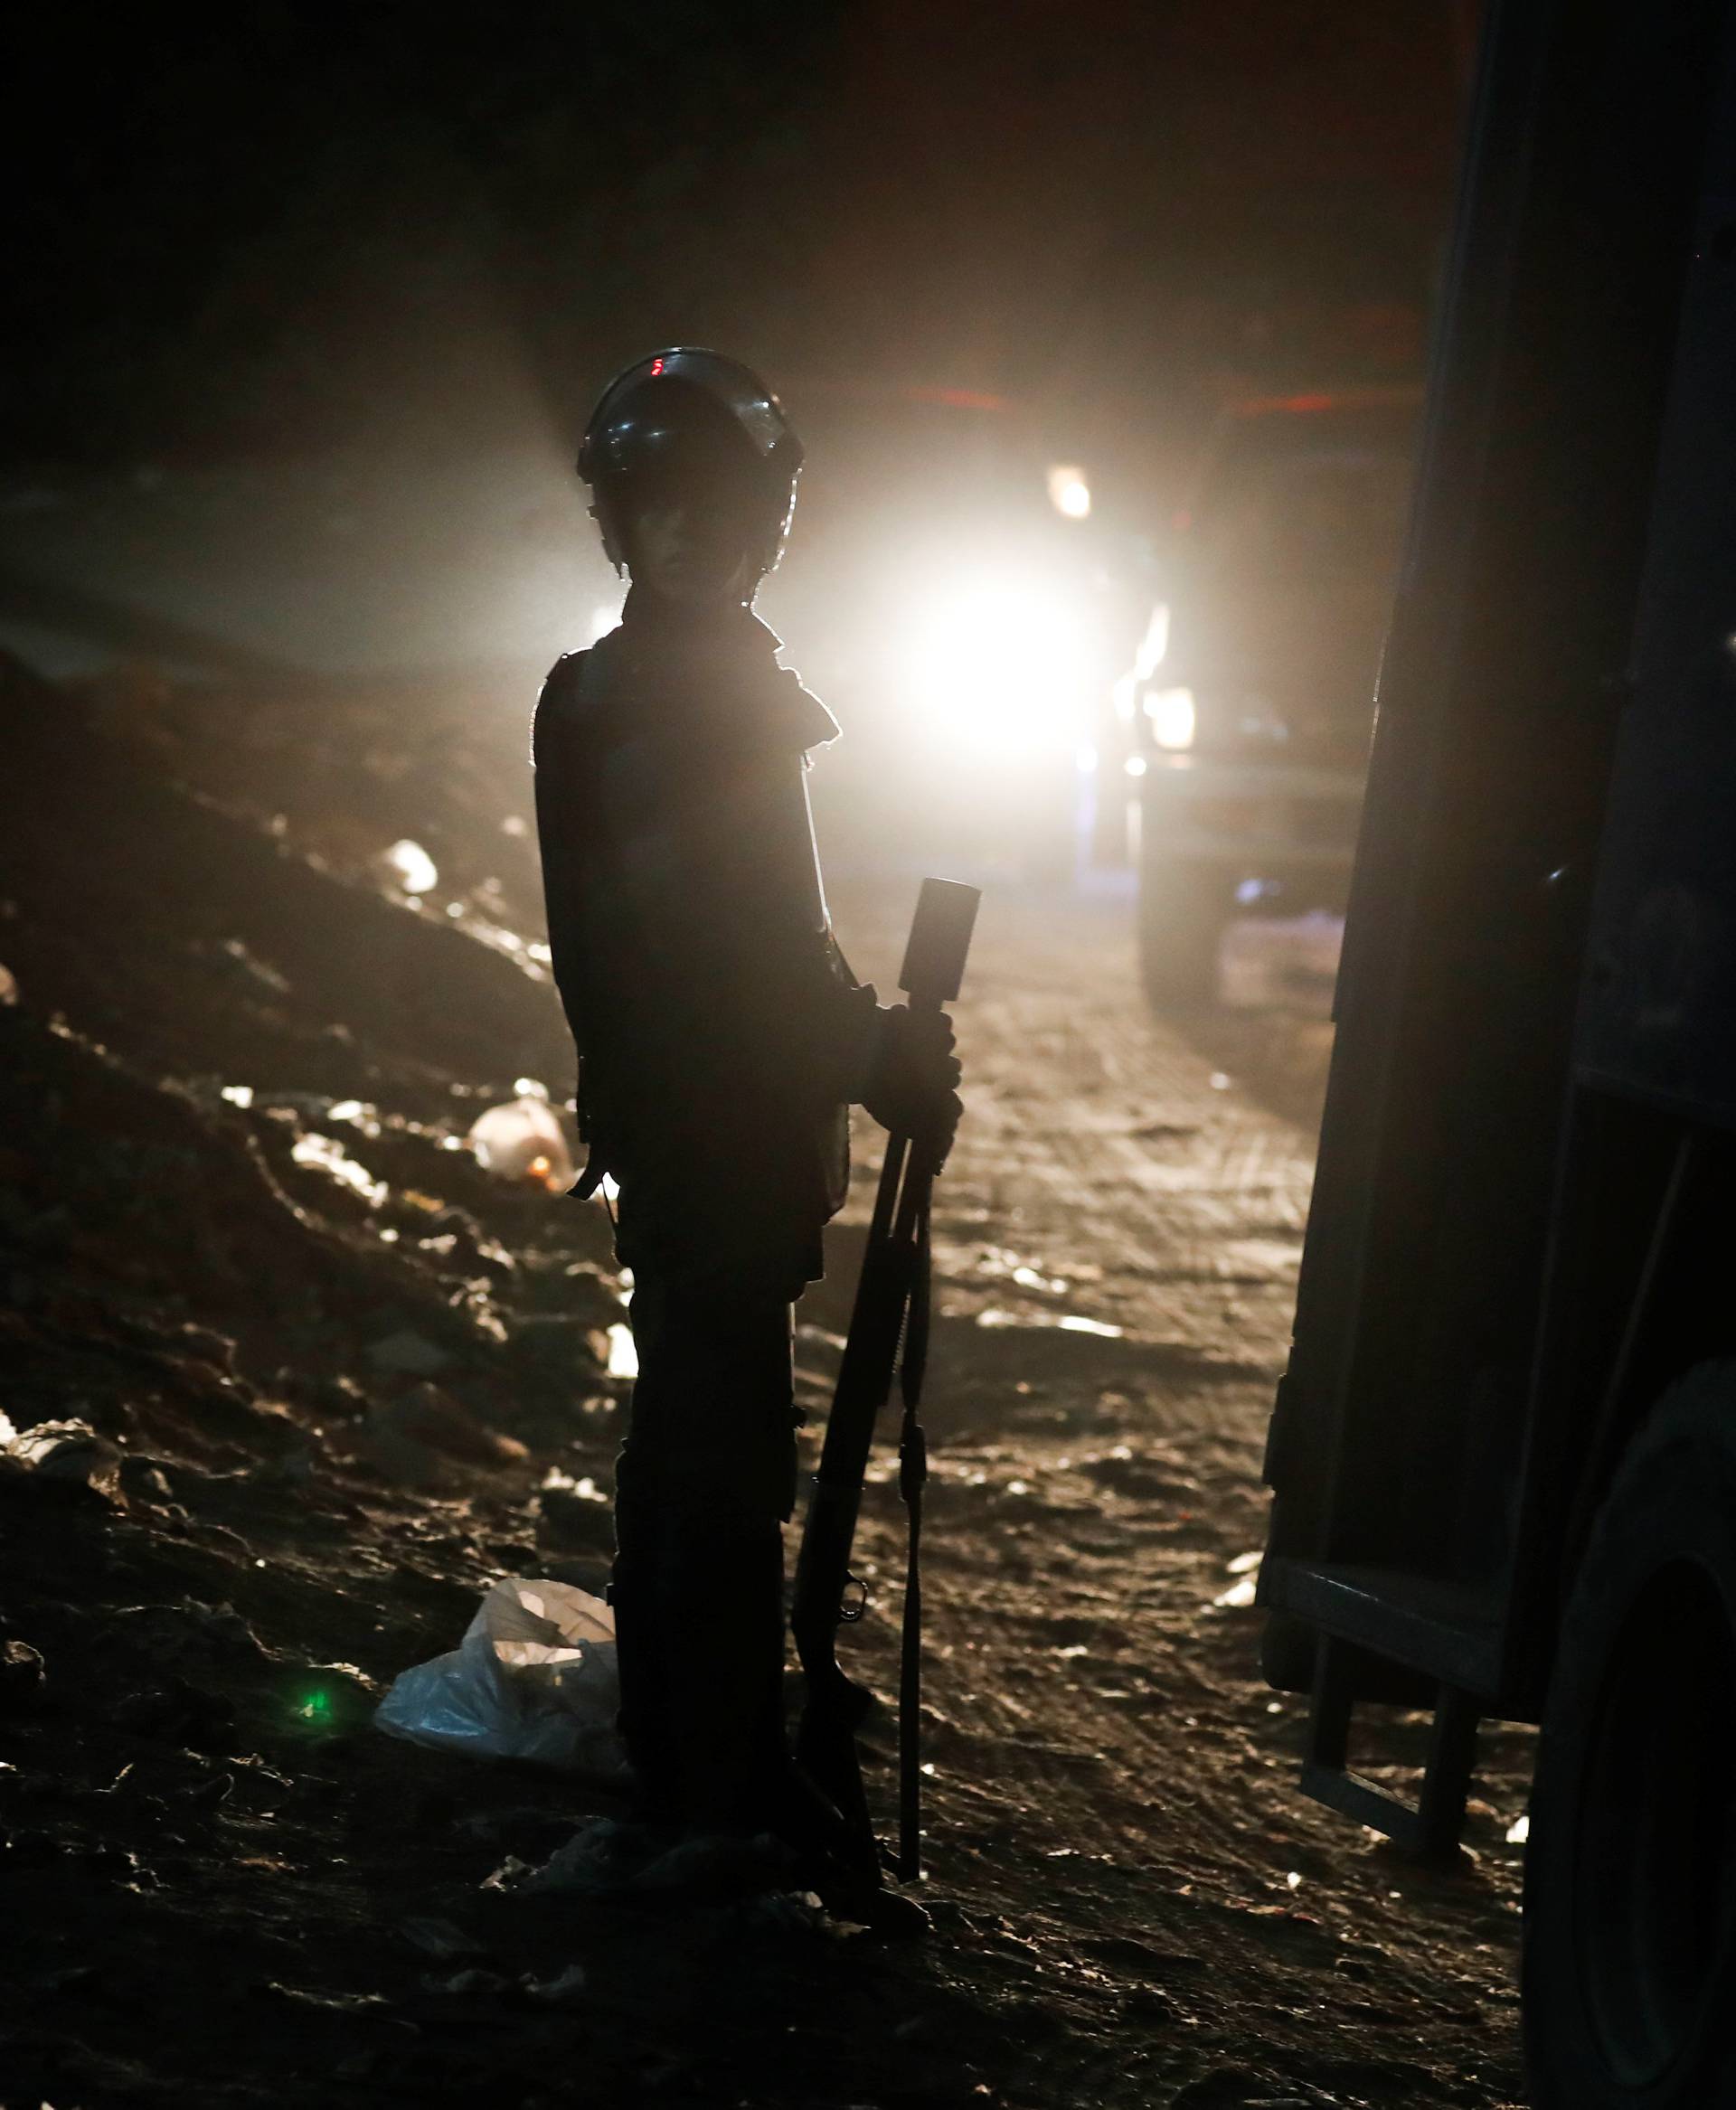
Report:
0,657,1531,2107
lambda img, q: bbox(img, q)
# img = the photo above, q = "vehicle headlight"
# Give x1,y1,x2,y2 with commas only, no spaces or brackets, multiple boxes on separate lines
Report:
902,573,1095,758
1046,464,1091,520
1144,686,1196,750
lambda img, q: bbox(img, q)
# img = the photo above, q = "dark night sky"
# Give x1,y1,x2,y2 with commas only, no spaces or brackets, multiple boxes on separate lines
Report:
5,4,1467,469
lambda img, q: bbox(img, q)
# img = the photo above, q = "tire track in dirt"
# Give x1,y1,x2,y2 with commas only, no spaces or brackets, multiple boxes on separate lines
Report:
812,887,1530,2108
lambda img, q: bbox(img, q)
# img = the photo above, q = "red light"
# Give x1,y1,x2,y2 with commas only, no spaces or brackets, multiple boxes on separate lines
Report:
1231,391,1338,418
905,384,1012,413
650,356,665,376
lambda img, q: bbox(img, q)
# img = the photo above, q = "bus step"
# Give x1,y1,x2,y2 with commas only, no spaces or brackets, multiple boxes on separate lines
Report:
1298,1637,1480,1862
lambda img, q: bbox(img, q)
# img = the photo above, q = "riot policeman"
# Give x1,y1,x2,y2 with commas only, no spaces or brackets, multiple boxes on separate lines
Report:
532,349,959,1898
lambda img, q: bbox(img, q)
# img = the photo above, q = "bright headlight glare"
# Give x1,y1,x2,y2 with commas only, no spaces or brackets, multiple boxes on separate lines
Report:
1134,602,1170,678
1146,686,1196,750
1047,465,1091,520
903,573,1095,758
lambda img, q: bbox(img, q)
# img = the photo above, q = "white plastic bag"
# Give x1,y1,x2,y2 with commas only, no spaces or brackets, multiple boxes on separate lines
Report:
374,1577,628,1781
465,1096,574,1192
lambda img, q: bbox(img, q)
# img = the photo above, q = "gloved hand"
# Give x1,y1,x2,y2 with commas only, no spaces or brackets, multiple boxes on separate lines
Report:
862,1003,963,1159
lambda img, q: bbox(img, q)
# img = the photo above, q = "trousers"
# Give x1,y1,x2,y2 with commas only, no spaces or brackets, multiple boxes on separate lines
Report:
610,1273,804,1827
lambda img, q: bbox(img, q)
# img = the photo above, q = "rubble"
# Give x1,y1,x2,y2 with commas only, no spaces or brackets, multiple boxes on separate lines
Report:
2,1418,125,1502
0,651,1527,2107
2,1636,47,1697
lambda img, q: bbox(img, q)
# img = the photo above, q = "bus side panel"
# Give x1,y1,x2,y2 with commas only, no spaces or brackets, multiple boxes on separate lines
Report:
1265,0,1727,1667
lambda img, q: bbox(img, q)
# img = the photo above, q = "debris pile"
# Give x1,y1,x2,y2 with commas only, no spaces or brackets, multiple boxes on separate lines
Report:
0,651,1529,2108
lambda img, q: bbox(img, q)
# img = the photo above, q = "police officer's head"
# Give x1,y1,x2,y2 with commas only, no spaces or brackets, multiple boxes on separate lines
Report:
580,350,803,608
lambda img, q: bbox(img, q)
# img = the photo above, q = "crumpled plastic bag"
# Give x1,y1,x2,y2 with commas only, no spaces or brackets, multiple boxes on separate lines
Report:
373,1577,628,1781
465,1095,574,1192
2,1417,124,1501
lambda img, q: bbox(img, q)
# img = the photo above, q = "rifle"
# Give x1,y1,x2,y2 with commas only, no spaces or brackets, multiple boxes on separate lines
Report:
792,875,980,1887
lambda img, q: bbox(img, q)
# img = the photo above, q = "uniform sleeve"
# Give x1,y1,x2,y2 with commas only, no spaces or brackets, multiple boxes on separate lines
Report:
530,659,592,1071
693,746,882,1107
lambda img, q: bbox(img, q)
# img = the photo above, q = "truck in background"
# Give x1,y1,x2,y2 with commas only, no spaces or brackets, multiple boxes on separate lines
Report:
1253,0,1736,2102
1132,385,1420,1004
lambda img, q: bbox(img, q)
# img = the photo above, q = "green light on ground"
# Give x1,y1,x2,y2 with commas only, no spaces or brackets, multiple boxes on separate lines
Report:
296,1688,333,1723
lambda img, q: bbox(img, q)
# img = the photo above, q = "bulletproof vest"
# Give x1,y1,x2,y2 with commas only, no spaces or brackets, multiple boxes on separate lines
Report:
533,608,862,1283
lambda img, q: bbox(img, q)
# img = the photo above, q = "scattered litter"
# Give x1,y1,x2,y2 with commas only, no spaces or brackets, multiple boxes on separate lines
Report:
363,1329,452,1379
466,1095,574,1192
1209,1071,1231,1090
1213,1573,1260,1610
1226,1550,1263,1575
378,839,438,896
290,1131,386,1209
374,1577,628,1779
606,1323,638,1379
976,1308,1123,1339
796,1321,847,1352
541,1466,606,1502
1012,1265,1070,1293
221,1083,253,1107
976,1246,1068,1292
218,937,289,994
521,1963,588,2004
2,1638,46,1695
258,1983,392,2017
481,1855,533,1891
3,1418,124,1501
1506,1813,1530,1845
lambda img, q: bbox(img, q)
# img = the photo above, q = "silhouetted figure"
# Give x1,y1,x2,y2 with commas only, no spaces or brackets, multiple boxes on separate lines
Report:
532,349,959,1900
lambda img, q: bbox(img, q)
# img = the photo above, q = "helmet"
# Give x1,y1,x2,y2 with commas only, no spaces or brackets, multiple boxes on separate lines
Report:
578,348,804,585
